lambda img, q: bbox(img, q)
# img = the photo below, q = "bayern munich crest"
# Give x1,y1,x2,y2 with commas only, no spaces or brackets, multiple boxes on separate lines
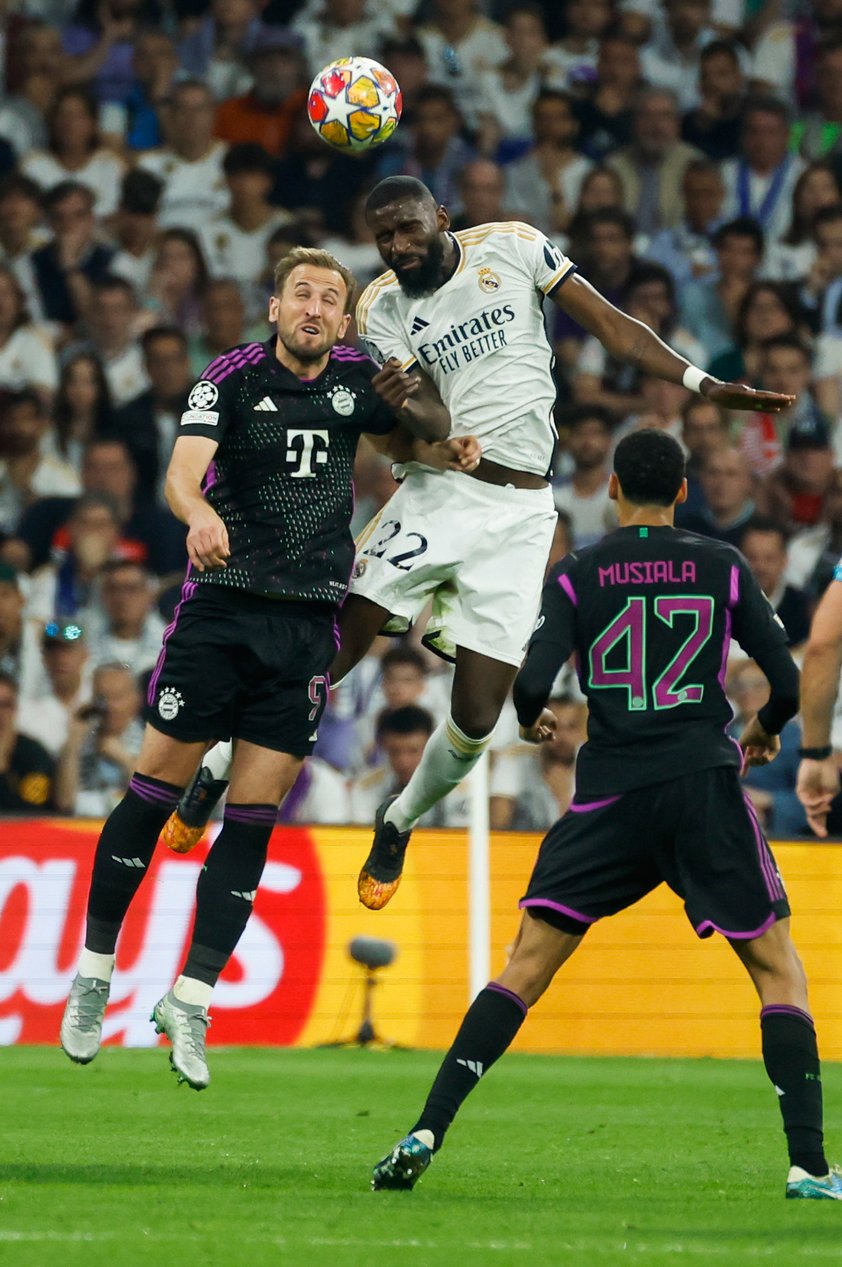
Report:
157,687,184,721
188,381,219,411
329,386,356,416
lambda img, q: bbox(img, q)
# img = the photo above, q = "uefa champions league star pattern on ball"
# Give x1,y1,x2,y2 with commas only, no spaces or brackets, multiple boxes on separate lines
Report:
307,56,402,154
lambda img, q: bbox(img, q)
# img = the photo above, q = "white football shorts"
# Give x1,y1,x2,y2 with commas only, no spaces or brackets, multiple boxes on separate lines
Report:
350,465,557,666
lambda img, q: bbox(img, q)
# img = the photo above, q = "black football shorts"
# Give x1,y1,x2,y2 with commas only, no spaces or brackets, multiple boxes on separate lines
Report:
145,581,336,757
520,767,790,940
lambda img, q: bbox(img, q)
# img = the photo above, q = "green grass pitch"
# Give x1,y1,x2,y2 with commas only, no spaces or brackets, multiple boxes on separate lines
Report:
3,1047,841,1267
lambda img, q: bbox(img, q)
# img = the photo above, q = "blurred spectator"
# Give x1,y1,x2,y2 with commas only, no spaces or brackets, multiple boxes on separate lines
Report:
554,208,641,367
113,326,193,503
417,0,507,132
800,205,842,334
608,88,701,236
277,756,350,824
786,469,842,598
116,30,179,151
26,492,122,624
0,175,48,280
13,436,186,575
505,89,592,237
792,39,842,162
763,161,842,284
679,216,764,362
681,39,745,161
108,169,164,294
54,661,143,815
644,159,723,289
721,97,804,249
178,0,260,102
450,159,510,232
573,31,641,161
755,417,837,536
319,190,383,290
749,0,842,109
0,564,41,698
215,26,308,158
0,671,55,813
377,84,474,213
86,558,165,674
640,0,717,112
544,0,611,91
349,704,470,827
294,0,395,79
200,143,292,291
189,279,256,376
0,21,64,157
62,0,161,104
0,390,80,536
53,353,115,472
476,3,549,159
740,335,823,477
552,406,617,548
675,395,729,523
709,281,806,385
29,182,115,333
741,517,811,647
378,37,429,126
76,275,149,406
682,445,755,546
0,266,58,401
137,80,229,230
147,229,209,337
18,618,90,758
727,659,806,835
22,86,126,219
270,113,376,238
490,695,586,831
564,164,627,257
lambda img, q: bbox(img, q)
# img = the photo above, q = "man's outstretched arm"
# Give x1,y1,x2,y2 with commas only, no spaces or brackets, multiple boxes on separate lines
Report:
554,273,795,414
796,577,842,837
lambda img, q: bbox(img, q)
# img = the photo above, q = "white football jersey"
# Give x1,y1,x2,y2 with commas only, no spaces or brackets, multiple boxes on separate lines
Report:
355,222,574,476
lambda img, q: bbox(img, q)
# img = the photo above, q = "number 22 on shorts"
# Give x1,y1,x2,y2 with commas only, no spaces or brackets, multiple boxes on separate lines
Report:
366,518,429,571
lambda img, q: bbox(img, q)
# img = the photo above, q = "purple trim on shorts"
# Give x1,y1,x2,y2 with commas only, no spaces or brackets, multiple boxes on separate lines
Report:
568,795,621,813
729,564,740,607
202,344,266,384
147,577,197,706
224,803,278,826
486,981,528,1018
129,774,180,808
558,573,578,607
743,792,785,901
760,1004,815,1029
694,911,778,940
519,897,598,925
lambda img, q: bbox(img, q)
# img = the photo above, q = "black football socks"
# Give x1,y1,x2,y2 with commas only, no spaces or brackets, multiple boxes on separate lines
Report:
761,1005,828,1177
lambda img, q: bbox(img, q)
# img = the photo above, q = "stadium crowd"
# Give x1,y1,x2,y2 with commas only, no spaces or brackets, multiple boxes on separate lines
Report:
0,0,840,834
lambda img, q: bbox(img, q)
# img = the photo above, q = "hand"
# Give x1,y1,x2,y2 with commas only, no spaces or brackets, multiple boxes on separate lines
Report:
737,715,780,775
416,435,481,473
55,226,92,271
519,708,557,745
372,358,422,412
186,504,229,571
703,380,795,414
796,755,840,839
98,734,134,772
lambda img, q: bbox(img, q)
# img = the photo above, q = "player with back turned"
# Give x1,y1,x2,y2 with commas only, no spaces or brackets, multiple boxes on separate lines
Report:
371,429,841,1202
57,246,469,1091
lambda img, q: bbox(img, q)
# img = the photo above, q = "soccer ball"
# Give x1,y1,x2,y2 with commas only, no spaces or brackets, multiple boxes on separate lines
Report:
307,56,402,154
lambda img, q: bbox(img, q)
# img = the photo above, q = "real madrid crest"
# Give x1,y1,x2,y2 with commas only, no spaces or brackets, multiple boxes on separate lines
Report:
329,385,356,416
478,267,501,293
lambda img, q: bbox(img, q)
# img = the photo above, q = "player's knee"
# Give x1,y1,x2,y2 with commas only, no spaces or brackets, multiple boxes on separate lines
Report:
450,701,500,740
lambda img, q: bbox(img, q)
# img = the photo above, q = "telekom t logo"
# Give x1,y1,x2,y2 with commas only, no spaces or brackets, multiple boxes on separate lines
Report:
286,429,330,478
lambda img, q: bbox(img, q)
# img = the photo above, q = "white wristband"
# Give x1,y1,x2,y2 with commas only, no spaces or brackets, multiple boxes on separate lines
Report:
682,365,708,394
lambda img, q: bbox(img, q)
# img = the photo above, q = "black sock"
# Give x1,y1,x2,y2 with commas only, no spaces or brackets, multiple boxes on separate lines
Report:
85,774,182,954
761,1005,827,1176
182,803,276,986
411,984,527,1150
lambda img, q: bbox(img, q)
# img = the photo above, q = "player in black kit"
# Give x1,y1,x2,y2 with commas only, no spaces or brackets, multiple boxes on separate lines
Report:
371,430,841,1201
59,246,467,1089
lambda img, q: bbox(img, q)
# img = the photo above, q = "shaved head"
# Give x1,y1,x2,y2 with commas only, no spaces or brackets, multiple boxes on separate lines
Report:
365,176,437,216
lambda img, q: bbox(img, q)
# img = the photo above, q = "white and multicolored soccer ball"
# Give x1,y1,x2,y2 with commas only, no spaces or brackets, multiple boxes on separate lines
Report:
307,56,402,154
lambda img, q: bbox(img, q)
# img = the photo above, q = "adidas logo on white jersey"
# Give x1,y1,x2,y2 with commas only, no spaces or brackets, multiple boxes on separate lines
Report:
456,1058,483,1078
410,315,429,335
253,396,278,412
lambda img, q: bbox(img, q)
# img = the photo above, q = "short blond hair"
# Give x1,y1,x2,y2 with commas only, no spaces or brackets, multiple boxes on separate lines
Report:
273,247,356,313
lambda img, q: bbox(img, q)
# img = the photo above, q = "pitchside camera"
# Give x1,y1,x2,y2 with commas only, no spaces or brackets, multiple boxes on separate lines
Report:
349,936,397,971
